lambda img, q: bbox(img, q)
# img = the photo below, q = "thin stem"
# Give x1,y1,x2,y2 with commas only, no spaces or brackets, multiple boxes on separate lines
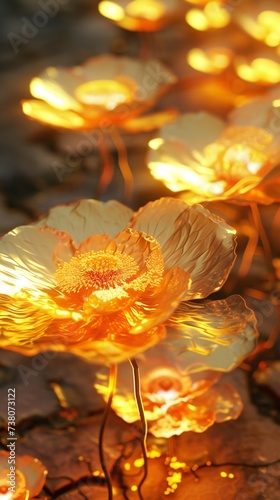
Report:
129,359,148,500
111,130,134,202
98,364,117,500
237,206,259,280
97,139,114,198
251,203,275,284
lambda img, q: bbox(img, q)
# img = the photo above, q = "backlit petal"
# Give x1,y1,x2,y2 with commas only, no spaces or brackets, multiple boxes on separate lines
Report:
18,455,47,497
36,199,133,244
0,226,62,293
22,99,87,130
167,295,258,371
131,198,236,298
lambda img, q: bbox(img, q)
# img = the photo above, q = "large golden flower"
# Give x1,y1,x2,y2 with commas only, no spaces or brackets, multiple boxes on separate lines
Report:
0,452,47,500
0,198,257,364
21,55,177,132
148,109,280,205
98,0,183,32
95,342,243,437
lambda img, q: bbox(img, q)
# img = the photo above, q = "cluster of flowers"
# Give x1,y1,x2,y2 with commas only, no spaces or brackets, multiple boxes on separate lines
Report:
1,0,280,493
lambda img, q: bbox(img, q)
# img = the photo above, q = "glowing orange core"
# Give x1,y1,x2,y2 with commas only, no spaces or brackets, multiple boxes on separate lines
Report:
55,250,139,294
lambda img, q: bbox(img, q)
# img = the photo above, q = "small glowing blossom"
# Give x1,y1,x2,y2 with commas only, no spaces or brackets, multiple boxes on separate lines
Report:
98,0,183,32
233,1,280,48
21,55,177,132
0,198,257,364
235,52,280,86
148,111,280,205
185,2,231,31
0,452,47,500
95,342,245,437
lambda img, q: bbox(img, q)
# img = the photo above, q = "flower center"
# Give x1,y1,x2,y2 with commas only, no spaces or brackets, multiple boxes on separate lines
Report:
55,250,139,294
145,369,184,405
75,80,135,110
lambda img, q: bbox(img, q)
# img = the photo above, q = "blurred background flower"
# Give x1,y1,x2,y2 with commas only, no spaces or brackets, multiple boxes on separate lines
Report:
0,452,47,500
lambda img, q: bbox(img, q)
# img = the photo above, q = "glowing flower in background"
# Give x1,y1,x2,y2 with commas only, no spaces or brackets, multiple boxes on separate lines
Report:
21,55,177,133
185,1,231,31
233,0,280,48
235,51,280,86
148,110,280,205
98,0,183,32
0,198,257,364
0,452,47,499
95,342,244,438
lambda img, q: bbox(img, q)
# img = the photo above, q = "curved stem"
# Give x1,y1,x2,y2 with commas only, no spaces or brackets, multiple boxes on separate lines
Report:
111,129,134,202
99,364,117,500
237,206,259,280
97,139,114,198
250,203,275,286
129,358,148,500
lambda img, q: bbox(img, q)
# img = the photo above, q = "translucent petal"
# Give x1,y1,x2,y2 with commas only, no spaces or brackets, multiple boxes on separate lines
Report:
121,109,178,133
22,99,87,130
36,199,133,244
149,382,243,437
131,198,236,298
0,226,61,293
17,455,47,497
166,295,258,371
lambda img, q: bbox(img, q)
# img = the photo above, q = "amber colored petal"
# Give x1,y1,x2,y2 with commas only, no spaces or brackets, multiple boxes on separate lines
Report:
0,226,65,293
77,234,112,254
158,112,225,150
17,455,47,497
36,199,133,245
121,109,178,133
72,324,167,365
149,382,243,437
21,99,87,130
166,295,257,371
131,198,236,299
0,293,54,353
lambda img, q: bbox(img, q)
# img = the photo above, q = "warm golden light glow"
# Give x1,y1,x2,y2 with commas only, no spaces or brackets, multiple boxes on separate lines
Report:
187,47,232,74
236,9,280,47
98,0,181,31
75,80,135,109
235,57,280,85
98,1,125,21
22,56,177,131
186,2,230,31
147,111,280,204
0,453,47,500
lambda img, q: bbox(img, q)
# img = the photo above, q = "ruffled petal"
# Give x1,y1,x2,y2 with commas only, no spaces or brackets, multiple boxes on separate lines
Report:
0,293,55,353
36,199,133,245
17,455,47,497
21,99,87,130
131,198,236,298
149,382,243,437
121,109,178,133
0,226,63,293
166,295,257,371
72,324,167,365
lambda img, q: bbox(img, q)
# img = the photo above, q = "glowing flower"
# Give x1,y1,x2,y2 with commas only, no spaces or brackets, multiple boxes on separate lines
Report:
21,55,177,132
185,2,231,31
148,111,280,205
0,198,257,364
235,51,280,86
233,0,280,48
95,342,244,437
98,0,183,32
0,452,47,500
